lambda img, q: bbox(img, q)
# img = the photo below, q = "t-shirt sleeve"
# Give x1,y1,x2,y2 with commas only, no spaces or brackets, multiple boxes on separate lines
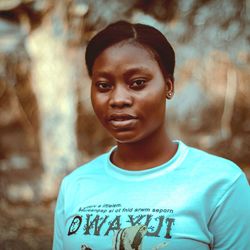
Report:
53,179,66,250
209,172,250,250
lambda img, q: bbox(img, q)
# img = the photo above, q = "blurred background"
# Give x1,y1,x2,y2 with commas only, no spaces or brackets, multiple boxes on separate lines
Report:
0,0,249,249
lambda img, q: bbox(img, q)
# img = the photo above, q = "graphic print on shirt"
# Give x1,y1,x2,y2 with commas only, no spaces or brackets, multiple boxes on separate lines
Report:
80,225,169,250
68,215,82,235
113,224,147,249
67,203,175,250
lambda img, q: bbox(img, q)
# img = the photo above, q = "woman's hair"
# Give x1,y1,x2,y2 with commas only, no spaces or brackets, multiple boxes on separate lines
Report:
85,20,175,79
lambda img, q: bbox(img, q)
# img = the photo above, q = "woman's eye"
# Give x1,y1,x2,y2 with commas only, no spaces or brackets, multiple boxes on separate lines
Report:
96,82,112,91
130,79,146,89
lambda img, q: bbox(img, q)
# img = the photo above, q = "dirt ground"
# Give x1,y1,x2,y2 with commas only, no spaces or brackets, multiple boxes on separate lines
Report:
0,200,54,250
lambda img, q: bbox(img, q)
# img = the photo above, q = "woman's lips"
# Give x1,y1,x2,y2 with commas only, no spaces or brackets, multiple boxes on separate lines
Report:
109,119,137,128
108,114,138,129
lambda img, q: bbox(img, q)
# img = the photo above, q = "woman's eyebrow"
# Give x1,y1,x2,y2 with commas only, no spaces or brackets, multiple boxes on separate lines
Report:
123,67,151,78
93,71,112,79
93,67,151,79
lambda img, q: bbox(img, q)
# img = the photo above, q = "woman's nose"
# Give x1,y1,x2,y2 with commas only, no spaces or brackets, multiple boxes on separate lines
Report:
109,85,133,108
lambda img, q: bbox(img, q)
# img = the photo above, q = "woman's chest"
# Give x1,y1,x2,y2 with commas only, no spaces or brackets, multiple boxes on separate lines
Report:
63,181,212,250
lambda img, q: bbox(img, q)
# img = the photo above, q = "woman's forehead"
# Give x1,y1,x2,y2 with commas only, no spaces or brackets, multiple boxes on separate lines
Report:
92,41,160,73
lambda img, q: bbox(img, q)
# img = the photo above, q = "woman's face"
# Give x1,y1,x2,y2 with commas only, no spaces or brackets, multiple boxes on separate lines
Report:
91,41,172,144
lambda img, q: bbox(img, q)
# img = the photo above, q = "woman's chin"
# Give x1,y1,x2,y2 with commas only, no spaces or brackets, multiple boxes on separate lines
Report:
111,130,141,144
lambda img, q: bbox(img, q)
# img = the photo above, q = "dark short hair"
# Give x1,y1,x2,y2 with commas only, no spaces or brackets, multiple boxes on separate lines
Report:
85,20,175,79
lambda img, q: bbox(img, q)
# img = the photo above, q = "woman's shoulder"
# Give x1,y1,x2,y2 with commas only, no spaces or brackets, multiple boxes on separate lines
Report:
183,142,244,182
180,142,249,205
62,151,110,184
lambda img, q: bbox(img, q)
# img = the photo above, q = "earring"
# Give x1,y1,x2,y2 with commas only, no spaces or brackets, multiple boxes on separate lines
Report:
166,92,173,99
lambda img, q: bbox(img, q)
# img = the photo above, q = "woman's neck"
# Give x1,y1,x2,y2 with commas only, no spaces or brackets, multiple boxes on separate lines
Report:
111,126,177,171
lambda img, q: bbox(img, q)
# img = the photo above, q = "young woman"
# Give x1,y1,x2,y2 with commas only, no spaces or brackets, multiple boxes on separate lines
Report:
53,21,250,250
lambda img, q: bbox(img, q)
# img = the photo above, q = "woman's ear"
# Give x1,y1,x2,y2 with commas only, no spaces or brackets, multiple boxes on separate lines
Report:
165,76,174,99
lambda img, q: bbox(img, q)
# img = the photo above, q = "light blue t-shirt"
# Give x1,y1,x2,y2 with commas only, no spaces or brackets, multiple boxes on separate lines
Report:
53,141,250,250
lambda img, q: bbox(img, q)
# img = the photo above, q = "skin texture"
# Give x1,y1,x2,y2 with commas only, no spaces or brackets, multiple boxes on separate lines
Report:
91,41,177,170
